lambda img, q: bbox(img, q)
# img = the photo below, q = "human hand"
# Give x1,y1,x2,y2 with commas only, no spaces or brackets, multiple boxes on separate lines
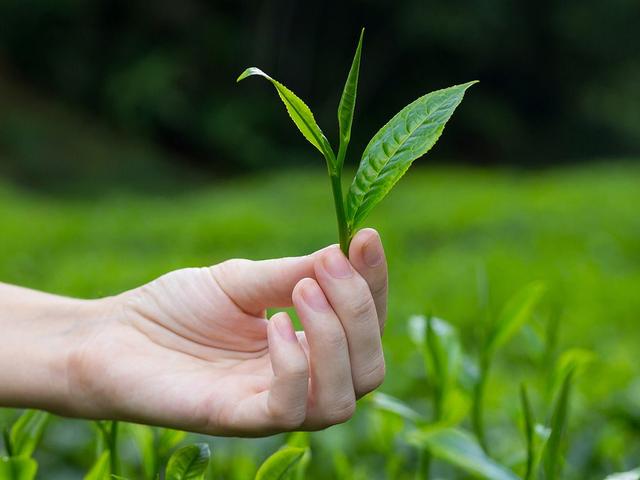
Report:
59,228,387,436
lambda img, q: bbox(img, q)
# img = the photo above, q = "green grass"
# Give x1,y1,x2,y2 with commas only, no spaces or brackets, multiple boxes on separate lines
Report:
1,162,639,478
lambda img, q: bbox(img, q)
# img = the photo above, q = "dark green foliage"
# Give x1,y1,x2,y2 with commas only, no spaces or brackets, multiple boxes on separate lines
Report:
1,0,639,180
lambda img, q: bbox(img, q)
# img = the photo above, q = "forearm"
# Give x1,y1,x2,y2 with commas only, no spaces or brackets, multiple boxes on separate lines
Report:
0,282,100,412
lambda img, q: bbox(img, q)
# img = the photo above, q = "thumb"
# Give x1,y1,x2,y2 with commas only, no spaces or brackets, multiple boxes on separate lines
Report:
210,250,328,315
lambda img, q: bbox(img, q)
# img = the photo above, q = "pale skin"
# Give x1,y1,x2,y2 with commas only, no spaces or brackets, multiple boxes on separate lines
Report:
0,228,387,437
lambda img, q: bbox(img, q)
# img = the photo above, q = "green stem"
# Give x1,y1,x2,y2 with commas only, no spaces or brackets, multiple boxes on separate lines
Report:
416,448,432,479
109,421,120,476
330,172,350,255
472,360,489,453
3,427,13,456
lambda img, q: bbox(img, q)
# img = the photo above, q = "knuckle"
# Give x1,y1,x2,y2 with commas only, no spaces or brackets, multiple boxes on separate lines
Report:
286,359,310,381
356,358,386,397
323,327,348,351
371,275,388,300
214,258,247,276
270,405,306,430
324,399,356,426
349,290,376,321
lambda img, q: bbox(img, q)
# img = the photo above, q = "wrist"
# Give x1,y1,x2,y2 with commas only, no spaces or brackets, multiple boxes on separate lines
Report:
0,284,112,414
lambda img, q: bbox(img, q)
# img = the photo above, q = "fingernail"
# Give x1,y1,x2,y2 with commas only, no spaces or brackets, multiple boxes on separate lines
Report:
301,281,332,312
322,248,352,279
362,235,383,267
273,314,298,342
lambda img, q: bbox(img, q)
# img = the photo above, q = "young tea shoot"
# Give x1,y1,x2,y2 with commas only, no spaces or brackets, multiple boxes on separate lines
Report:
237,29,476,254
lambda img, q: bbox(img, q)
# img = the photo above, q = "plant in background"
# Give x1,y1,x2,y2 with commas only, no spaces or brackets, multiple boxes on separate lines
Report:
0,410,48,480
369,283,590,480
472,282,546,453
237,29,476,253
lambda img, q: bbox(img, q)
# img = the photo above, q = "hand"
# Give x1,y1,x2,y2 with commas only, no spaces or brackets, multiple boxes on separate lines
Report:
62,228,387,436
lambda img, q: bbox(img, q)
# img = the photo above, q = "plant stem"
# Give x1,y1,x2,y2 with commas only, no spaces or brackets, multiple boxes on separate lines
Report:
109,421,120,476
416,448,432,479
472,360,489,453
3,427,12,456
330,172,350,255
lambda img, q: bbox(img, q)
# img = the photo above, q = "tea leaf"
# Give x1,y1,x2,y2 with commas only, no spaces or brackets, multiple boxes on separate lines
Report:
237,67,336,169
346,81,476,229
486,281,546,357
543,367,574,480
368,392,426,423
294,449,311,480
555,348,594,383
158,428,187,459
165,443,211,480
0,456,38,480
84,451,110,480
9,410,49,457
337,28,364,168
256,447,308,480
286,432,310,448
284,433,313,479
2,428,11,457
520,384,535,480
425,316,462,418
407,427,520,480
128,424,155,480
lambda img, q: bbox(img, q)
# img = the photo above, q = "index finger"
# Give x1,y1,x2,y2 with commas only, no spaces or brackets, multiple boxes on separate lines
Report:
348,228,388,333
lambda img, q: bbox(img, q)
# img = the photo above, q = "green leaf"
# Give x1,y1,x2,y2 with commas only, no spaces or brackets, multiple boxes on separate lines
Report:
294,449,311,480
520,384,535,480
2,428,12,457
0,456,38,480
285,432,309,449
407,427,520,480
9,410,49,457
425,316,462,419
605,467,640,480
486,281,546,357
157,428,187,460
165,444,211,480
84,451,111,480
543,367,574,480
255,447,307,480
128,424,155,480
237,67,335,168
554,348,594,384
409,315,464,422
368,392,426,423
345,81,476,228
336,28,364,168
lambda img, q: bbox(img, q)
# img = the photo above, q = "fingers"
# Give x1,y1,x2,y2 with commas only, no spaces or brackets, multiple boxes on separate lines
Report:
292,278,356,429
265,312,310,430
211,255,316,315
348,228,388,333
315,244,386,399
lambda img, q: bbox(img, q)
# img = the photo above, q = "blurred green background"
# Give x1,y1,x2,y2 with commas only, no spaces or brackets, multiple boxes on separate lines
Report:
1,1,639,479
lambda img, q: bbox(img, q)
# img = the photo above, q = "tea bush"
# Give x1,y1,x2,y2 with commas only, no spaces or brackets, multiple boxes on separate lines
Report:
1,163,639,478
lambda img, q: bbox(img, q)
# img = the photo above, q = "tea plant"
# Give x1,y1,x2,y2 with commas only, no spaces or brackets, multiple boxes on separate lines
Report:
237,29,476,253
0,410,48,479
367,284,594,480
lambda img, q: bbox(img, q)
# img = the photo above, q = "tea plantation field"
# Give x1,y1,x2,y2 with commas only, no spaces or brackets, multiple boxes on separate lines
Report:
1,162,639,479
